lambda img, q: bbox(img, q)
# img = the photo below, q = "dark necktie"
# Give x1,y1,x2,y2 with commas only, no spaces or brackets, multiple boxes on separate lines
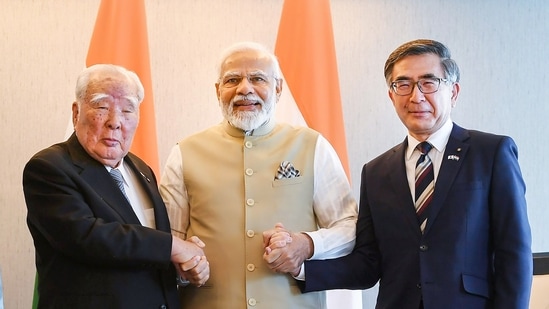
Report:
415,142,434,232
110,168,128,200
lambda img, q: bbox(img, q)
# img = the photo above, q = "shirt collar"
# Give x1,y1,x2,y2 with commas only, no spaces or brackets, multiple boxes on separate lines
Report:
222,117,276,137
105,158,126,172
406,118,453,159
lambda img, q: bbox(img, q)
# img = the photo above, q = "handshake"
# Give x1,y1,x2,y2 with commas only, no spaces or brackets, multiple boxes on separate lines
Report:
169,222,312,287
170,235,210,287
262,223,314,277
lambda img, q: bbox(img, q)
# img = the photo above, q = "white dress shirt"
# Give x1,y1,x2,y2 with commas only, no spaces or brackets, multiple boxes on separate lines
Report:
405,119,454,201
107,160,155,228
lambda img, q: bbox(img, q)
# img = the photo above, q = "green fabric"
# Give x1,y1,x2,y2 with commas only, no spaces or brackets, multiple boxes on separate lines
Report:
32,273,38,309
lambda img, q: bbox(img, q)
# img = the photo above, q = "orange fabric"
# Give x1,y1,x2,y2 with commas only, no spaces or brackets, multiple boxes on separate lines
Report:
86,0,159,176
275,0,350,179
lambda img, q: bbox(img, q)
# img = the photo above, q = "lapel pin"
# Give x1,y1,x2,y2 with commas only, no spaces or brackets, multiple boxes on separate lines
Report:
447,154,460,161
139,171,151,183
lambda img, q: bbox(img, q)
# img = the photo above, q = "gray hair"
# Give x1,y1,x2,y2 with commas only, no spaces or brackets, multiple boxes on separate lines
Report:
74,64,144,106
216,42,283,86
383,39,460,86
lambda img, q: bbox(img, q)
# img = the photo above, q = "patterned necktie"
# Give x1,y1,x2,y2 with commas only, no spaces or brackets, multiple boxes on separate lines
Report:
110,168,128,200
415,142,434,232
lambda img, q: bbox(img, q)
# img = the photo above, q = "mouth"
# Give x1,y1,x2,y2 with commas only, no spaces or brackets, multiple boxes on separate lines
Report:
102,138,120,146
410,110,430,115
234,100,261,110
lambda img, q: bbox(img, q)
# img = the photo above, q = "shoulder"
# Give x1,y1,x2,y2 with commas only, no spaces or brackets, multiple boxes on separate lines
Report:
25,140,72,170
275,123,320,139
456,125,518,152
179,123,224,144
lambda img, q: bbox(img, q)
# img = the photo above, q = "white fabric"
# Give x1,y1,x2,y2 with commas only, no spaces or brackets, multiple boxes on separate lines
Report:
161,133,357,259
106,161,155,228
275,91,362,309
405,119,453,201
0,267,3,309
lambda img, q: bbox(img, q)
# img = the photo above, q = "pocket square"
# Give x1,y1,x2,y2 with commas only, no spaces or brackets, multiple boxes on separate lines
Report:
275,161,301,180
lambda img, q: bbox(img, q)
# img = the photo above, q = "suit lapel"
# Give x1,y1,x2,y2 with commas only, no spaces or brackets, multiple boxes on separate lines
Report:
423,124,470,235
388,140,422,234
67,134,141,224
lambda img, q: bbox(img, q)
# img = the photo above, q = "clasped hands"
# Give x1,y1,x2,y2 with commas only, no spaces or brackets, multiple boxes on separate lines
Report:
171,235,210,287
262,223,313,277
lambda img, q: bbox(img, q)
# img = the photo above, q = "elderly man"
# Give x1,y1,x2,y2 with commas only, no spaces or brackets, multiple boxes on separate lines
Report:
23,64,209,309
159,42,357,308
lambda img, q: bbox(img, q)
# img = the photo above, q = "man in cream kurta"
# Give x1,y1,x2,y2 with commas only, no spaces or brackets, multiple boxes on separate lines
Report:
160,42,357,309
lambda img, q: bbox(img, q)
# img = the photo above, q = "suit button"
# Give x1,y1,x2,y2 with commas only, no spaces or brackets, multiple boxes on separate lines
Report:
419,245,428,251
416,283,422,289
159,305,167,309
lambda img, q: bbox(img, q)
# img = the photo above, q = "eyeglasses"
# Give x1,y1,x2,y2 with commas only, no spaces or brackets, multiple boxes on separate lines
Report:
390,77,449,96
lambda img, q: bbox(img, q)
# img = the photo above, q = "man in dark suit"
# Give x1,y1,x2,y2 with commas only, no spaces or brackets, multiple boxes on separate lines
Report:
23,64,209,309
265,39,532,308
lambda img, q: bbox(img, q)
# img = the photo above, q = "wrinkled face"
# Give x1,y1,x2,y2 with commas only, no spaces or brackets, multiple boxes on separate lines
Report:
388,53,460,141
215,50,282,131
72,74,139,167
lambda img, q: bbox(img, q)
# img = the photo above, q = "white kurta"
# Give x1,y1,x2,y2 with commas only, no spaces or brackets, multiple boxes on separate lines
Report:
160,119,357,309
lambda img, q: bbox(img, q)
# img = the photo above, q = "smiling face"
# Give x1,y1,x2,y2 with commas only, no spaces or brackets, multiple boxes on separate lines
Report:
388,53,460,141
72,72,140,167
215,49,282,131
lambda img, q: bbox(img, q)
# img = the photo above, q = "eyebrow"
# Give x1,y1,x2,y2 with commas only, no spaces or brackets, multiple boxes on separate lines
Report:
222,70,268,79
393,73,438,81
89,93,138,106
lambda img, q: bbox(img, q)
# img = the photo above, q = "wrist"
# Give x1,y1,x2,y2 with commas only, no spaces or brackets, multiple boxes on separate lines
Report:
298,232,314,259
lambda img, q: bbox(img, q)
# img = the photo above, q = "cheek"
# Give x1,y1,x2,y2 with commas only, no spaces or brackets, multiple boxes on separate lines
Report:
256,89,272,101
122,116,139,133
218,88,232,100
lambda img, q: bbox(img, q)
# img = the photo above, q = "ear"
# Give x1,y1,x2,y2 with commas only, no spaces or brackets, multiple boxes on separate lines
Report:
215,82,221,100
71,102,79,126
275,78,283,101
451,82,460,107
388,89,397,106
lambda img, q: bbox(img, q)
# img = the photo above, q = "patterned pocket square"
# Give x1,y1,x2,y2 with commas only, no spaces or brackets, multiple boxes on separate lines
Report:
275,161,301,180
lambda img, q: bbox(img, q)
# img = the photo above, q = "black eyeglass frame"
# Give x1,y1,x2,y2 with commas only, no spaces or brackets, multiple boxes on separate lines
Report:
390,77,450,96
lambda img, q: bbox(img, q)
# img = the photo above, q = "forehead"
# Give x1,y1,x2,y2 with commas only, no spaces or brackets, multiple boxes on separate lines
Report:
221,50,273,76
392,53,444,78
87,74,137,100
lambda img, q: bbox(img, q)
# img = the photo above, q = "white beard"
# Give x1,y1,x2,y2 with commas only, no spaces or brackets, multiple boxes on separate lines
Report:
220,93,275,131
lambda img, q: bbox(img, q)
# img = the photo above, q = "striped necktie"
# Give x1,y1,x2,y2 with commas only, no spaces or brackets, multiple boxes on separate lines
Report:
110,168,128,200
415,142,434,232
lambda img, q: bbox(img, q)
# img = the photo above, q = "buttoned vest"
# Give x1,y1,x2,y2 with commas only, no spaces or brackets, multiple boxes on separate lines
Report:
178,121,326,309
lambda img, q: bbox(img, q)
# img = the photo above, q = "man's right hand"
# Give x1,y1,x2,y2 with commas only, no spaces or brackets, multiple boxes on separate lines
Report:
171,236,210,287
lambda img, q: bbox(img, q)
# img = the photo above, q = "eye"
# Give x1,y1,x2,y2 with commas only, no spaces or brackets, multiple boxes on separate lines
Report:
223,77,241,85
396,81,411,90
250,75,267,83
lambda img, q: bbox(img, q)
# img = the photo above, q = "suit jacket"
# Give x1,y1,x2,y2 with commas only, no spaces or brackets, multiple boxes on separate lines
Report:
302,124,532,309
23,134,179,309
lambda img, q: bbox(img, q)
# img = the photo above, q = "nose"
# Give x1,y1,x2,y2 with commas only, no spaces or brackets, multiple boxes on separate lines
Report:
409,84,425,103
106,110,123,129
236,77,254,95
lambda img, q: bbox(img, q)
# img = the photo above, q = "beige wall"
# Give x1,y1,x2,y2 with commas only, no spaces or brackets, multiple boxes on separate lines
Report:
1,1,548,308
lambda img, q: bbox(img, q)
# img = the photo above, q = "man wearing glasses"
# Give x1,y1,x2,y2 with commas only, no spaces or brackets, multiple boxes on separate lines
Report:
290,39,532,308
